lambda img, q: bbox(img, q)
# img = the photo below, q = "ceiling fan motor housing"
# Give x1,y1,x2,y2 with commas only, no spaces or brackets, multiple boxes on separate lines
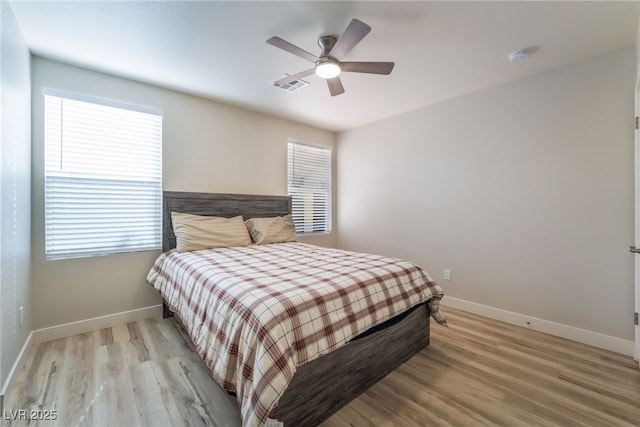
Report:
315,35,341,78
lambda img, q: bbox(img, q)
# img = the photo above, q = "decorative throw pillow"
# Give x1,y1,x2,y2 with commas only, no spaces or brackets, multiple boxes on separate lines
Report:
171,212,251,252
245,214,297,245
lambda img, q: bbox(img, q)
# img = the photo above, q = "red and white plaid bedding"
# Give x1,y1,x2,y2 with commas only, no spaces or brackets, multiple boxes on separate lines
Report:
147,242,445,426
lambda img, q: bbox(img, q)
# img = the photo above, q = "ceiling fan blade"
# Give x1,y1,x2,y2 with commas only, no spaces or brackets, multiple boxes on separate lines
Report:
329,19,371,60
340,61,395,75
326,77,345,97
267,36,319,63
274,68,316,87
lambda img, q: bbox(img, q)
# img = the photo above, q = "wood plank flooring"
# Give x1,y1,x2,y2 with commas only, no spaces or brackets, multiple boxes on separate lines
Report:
3,307,639,426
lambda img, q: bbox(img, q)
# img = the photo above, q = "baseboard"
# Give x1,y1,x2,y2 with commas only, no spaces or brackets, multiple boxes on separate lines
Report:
0,331,34,397
32,304,163,344
441,297,635,357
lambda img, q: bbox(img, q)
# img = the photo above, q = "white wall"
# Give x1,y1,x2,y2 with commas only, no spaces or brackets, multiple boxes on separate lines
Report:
1,2,31,388
31,58,336,329
337,47,636,341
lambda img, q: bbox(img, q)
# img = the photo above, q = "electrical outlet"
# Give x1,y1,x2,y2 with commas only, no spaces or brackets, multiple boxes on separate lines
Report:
19,306,24,326
443,269,451,281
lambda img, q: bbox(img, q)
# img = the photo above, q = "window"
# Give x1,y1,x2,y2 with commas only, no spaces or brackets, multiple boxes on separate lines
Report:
287,141,332,235
44,89,162,259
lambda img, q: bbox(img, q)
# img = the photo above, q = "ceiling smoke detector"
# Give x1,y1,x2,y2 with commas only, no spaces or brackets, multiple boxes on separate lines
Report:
508,46,540,63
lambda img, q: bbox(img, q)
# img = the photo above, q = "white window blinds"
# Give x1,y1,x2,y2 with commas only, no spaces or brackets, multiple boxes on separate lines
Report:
287,141,332,235
44,90,162,259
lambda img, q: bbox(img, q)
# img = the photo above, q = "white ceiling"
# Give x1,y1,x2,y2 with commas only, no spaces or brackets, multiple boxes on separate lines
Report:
9,1,639,132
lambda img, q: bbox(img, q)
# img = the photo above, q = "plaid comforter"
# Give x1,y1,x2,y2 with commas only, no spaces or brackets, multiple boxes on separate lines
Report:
147,242,445,426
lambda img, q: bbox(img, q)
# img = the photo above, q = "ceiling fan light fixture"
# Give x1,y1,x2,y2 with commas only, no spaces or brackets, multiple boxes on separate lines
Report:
315,61,341,79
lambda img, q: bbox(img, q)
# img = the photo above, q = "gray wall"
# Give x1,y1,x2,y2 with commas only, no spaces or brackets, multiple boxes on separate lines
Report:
1,2,31,388
337,47,636,341
30,58,336,329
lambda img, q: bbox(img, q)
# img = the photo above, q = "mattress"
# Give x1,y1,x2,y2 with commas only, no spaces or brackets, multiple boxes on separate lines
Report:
147,242,445,426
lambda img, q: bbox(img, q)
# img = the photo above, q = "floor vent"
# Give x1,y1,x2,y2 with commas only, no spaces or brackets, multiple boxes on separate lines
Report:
274,75,309,92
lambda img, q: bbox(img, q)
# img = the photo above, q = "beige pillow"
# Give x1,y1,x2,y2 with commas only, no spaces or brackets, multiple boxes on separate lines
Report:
171,212,251,252
245,215,297,245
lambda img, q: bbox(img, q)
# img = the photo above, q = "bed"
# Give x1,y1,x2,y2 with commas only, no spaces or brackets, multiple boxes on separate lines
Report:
147,191,446,426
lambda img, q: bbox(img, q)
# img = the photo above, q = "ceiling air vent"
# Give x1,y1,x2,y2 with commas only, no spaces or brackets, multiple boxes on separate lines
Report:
274,75,309,92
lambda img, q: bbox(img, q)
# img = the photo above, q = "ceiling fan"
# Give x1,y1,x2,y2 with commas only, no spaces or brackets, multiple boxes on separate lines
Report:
267,18,395,96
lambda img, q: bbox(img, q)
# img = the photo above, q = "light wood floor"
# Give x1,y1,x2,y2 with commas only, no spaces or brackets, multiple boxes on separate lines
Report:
3,307,639,426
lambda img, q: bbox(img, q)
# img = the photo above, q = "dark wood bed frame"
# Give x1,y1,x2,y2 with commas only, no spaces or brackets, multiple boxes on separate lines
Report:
161,191,431,426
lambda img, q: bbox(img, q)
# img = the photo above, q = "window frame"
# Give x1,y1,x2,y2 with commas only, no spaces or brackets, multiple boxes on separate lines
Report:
287,139,333,236
43,88,163,260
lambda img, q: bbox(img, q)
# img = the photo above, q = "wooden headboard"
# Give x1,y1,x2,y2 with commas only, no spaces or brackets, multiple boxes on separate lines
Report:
162,191,292,251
